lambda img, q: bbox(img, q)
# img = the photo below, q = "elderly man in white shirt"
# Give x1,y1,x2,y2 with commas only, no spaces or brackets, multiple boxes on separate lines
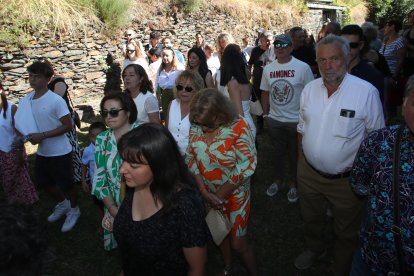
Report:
294,35,385,275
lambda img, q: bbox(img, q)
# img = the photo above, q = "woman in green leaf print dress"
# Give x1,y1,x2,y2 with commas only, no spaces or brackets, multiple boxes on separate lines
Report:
93,92,138,251
186,88,258,276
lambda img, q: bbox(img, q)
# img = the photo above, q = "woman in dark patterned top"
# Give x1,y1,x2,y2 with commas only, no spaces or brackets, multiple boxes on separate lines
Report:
114,123,209,276
350,75,414,275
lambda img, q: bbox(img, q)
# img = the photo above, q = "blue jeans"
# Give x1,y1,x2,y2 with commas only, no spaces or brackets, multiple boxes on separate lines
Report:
350,247,372,276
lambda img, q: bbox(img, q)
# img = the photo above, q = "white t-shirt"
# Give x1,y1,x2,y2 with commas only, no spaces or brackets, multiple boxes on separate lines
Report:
17,90,72,157
132,91,159,124
297,74,385,174
123,58,149,71
82,142,95,194
207,54,220,79
260,57,314,123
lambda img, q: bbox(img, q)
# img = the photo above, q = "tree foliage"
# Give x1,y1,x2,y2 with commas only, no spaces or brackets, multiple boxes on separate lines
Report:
367,0,414,24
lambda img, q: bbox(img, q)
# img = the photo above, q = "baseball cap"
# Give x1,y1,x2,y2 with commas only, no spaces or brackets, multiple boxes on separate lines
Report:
273,34,292,45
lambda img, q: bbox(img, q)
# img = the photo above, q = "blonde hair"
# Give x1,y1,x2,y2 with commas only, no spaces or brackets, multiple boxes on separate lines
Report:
173,70,205,99
124,42,146,60
216,32,235,53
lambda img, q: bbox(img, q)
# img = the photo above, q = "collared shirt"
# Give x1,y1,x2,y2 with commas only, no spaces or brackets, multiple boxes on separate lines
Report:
154,63,185,90
351,125,414,274
297,74,384,174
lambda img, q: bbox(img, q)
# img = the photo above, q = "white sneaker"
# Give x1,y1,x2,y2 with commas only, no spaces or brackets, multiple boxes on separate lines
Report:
61,207,81,232
47,199,70,222
266,183,279,197
287,187,298,203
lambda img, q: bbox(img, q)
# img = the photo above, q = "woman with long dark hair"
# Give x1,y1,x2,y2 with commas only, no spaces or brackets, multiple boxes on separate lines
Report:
123,64,160,124
187,47,214,88
114,123,209,275
219,44,256,138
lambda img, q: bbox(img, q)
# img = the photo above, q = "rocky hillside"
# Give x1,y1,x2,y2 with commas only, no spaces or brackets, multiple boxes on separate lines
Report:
0,1,316,113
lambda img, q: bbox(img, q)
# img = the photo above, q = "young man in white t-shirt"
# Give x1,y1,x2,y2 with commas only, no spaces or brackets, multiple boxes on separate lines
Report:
15,61,81,232
260,34,314,202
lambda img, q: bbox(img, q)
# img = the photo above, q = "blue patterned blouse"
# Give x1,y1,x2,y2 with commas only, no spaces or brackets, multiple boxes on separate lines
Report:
351,124,414,274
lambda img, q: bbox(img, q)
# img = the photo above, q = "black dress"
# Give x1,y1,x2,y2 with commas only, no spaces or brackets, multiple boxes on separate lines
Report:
48,77,83,183
113,188,210,276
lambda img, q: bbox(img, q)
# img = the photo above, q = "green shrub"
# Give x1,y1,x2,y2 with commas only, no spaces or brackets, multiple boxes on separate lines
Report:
176,0,203,13
94,0,130,33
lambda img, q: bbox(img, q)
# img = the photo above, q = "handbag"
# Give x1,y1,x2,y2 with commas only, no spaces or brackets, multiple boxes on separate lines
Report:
101,210,114,232
249,87,263,116
249,100,263,116
205,208,231,245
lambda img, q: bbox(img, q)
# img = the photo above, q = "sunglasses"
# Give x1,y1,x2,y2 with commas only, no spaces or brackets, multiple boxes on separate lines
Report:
274,43,290,49
126,33,133,37
176,85,194,92
100,109,124,118
349,42,360,49
126,49,135,53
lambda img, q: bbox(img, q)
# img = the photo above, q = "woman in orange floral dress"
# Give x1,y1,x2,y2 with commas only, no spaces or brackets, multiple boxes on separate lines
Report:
186,88,258,276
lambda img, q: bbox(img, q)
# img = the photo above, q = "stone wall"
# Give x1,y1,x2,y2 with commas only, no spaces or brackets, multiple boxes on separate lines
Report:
0,4,326,111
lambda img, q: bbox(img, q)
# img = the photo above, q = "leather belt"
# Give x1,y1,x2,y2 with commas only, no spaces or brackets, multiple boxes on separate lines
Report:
304,157,350,179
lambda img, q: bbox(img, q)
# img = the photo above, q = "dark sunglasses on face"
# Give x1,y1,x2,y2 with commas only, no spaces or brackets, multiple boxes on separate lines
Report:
349,42,360,49
176,85,194,92
274,43,290,49
127,50,135,54
100,109,124,118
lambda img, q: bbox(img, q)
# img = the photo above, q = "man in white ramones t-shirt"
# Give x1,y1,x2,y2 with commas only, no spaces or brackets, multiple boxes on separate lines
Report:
260,34,314,203
15,61,81,232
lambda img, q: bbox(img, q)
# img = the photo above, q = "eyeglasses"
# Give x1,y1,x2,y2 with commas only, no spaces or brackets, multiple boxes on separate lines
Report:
349,42,360,49
274,43,290,49
100,109,124,118
126,50,135,54
176,85,194,92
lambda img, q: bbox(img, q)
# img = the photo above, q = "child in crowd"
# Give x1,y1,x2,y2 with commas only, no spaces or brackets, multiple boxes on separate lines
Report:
81,122,106,211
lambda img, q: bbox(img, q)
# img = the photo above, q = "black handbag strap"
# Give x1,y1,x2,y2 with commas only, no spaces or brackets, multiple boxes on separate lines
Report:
391,124,407,275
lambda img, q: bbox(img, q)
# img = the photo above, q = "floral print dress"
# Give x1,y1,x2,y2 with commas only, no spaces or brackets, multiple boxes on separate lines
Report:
92,124,137,251
186,117,257,237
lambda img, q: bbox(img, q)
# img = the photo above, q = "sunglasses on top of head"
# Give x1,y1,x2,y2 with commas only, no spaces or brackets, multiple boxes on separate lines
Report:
176,85,194,92
274,43,290,49
100,109,124,118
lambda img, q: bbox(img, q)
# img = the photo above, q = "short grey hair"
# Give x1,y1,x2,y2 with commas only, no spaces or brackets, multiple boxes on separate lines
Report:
316,34,350,60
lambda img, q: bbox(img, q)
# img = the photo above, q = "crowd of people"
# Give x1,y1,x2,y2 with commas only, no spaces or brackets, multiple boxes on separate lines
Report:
1,9,414,276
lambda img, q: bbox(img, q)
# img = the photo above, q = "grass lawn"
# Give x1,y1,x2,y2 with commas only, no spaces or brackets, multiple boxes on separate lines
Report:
2,123,357,276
